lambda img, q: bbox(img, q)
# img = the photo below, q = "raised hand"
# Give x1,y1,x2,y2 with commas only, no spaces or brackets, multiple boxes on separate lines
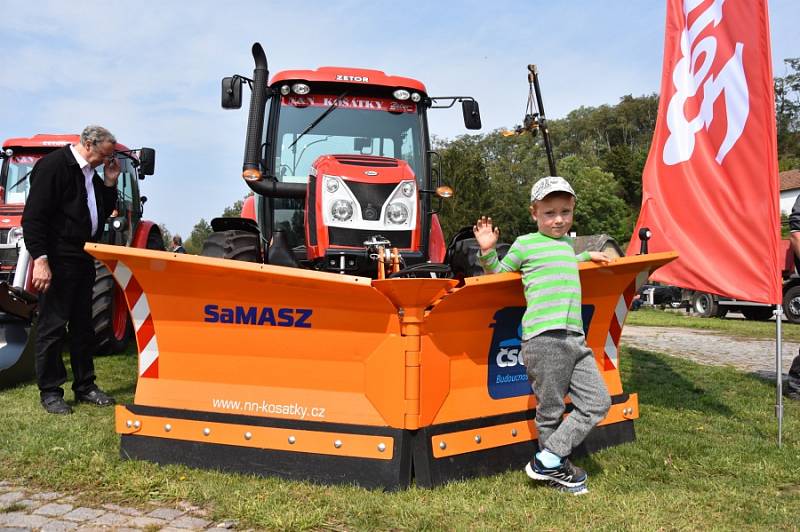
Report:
103,156,121,186
473,216,500,252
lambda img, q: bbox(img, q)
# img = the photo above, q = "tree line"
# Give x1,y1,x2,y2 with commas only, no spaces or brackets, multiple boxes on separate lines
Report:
171,58,799,253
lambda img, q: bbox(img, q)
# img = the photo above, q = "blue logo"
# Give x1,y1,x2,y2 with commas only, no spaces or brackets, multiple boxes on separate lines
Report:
486,305,595,399
204,305,312,328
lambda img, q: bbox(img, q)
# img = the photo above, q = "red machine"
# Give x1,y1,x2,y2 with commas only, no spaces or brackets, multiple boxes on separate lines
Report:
0,134,162,388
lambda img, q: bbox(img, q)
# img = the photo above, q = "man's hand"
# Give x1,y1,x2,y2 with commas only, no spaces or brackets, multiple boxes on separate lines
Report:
473,216,500,253
103,156,121,186
32,257,52,293
588,251,612,264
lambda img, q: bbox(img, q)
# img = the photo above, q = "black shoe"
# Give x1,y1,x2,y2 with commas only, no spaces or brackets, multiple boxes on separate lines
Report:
525,456,587,487
75,388,115,406
41,396,73,415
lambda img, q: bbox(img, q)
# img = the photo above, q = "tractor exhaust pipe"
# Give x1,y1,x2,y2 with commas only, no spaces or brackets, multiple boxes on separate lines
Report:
242,43,269,181
240,43,306,200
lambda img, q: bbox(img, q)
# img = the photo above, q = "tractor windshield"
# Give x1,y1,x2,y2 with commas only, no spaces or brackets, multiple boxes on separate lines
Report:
271,94,426,250
1,154,43,204
274,95,424,184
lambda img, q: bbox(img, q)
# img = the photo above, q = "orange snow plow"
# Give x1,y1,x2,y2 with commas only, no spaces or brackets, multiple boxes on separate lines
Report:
88,243,675,489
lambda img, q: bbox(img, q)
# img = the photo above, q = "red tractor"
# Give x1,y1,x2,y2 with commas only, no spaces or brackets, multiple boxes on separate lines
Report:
0,134,163,387
202,44,480,277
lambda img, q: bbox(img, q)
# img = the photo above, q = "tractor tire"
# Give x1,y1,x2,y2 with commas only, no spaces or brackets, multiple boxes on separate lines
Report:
92,261,133,356
201,230,261,262
692,292,727,318
147,227,166,250
783,285,800,324
740,307,774,321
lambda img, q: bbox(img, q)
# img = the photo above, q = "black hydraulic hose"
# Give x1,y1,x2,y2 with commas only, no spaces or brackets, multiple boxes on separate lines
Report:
528,64,557,176
243,43,269,174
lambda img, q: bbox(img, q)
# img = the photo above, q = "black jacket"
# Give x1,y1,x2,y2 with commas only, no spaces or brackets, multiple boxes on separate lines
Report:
22,145,117,264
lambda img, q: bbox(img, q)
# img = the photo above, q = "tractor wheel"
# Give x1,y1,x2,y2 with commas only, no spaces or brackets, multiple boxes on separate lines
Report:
201,230,261,262
692,292,726,318
740,307,774,321
783,285,800,324
92,261,133,356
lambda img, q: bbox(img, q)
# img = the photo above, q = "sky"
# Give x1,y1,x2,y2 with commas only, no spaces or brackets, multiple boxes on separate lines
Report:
1,0,797,240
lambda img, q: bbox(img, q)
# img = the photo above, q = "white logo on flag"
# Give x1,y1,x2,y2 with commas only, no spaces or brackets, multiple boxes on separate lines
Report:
663,0,749,166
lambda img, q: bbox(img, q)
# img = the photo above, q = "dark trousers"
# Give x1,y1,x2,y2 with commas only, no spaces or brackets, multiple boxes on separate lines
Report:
35,260,97,399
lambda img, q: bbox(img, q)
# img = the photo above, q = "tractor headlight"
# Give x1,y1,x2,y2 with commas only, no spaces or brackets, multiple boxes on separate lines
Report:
292,83,311,95
331,199,354,222
385,203,409,225
325,177,339,193
400,181,415,198
393,89,411,100
7,226,23,245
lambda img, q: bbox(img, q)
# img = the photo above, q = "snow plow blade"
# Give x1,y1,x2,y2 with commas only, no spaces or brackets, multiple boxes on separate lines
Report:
86,243,676,489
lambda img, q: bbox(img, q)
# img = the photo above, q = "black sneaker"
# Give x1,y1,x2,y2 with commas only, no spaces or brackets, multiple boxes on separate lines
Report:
546,479,589,495
525,456,587,487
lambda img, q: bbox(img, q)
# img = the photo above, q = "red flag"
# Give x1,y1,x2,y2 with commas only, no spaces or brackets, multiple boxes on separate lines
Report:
628,0,781,304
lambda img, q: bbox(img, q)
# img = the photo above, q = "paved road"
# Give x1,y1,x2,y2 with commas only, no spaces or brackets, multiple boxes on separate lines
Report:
621,325,798,379
0,481,234,531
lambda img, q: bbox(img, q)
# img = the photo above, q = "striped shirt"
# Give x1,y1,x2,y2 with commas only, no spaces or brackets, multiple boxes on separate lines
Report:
478,232,591,340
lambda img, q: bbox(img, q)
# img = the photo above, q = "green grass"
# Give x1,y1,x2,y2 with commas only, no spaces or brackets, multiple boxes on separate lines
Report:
1,345,798,530
627,307,800,341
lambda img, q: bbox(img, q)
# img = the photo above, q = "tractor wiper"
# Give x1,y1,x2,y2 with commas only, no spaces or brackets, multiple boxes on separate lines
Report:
7,169,33,192
287,91,348,150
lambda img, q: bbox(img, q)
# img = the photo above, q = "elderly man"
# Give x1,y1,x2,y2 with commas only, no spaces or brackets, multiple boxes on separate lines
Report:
22,125,121,414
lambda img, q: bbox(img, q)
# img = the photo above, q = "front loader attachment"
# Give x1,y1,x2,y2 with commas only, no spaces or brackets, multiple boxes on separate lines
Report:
87,243,675,489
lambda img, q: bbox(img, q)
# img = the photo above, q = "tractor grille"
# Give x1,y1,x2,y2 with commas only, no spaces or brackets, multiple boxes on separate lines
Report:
346,182,397,221
0,229,9,243
328,228,411,249
333,155,399,168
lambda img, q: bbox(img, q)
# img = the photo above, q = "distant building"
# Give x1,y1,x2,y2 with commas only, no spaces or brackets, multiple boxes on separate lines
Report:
780,169,800,214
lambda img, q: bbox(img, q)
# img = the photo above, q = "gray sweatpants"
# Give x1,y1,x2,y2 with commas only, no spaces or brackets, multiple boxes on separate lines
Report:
521,330,611,458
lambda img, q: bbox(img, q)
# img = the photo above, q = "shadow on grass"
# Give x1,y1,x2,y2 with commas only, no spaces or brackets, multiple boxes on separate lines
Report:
623,347,733,416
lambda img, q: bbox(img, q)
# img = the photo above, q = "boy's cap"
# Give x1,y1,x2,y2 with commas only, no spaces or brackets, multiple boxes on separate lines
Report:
530,176,575,202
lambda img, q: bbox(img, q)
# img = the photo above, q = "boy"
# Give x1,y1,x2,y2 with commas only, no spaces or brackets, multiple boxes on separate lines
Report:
473,175,612,494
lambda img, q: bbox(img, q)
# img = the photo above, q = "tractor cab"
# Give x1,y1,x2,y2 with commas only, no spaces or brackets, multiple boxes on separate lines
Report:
219,44,481,277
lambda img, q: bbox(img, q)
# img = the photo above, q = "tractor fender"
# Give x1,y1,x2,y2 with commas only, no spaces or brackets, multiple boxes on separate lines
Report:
131,220,165,250
241,195,256,222
428,214,446,263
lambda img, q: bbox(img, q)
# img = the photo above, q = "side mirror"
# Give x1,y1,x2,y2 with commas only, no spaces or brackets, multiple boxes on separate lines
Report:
462,99,482,130
221,76,242,109
138,148,155,176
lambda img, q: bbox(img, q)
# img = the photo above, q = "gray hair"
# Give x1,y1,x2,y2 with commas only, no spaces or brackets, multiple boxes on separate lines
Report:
80,125,116,146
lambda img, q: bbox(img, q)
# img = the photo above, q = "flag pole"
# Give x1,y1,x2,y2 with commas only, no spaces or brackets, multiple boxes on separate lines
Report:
775,304,783,447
